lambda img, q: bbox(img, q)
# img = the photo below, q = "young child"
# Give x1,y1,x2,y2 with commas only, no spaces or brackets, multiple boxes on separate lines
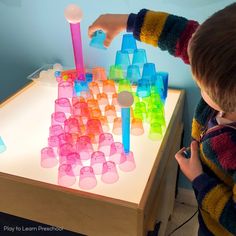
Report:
88,3,236,236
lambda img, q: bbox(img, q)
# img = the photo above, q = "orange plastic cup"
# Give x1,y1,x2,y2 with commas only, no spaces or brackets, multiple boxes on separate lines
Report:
131,118,144,136
89,81,100,95
112,117,122,135
102,80,116,94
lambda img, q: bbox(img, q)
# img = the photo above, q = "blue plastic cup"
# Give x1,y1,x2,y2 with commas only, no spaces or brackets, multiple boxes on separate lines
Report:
85,73,93,83
90,30,106,50
132,49,147,68
74,80,89,95
156,72,168,99
126,65,141,84
0,136,6,153
142,63,156,81
121,34,137,54
115,50,131,70
136,79,151,98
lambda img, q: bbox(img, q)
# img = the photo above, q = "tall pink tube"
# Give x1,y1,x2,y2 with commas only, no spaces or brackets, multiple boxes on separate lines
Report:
70,23,85,80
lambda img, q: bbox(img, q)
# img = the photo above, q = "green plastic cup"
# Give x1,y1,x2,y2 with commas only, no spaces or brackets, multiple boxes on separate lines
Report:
118,79,132,92
109,65,124,81
148,122,162,141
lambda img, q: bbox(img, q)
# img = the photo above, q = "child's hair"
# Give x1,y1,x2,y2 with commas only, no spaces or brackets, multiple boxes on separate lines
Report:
189,3,236,112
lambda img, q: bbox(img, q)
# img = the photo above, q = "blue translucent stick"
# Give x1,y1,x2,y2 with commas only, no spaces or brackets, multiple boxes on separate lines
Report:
0,136,6,153
121,107,130,153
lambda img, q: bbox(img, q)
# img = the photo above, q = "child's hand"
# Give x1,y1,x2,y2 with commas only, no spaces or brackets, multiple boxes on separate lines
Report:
88,14,129,48
175,141,203,182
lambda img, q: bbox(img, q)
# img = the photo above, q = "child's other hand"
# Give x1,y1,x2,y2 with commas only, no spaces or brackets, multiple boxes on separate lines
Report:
175,141,203,182
88,14,129,48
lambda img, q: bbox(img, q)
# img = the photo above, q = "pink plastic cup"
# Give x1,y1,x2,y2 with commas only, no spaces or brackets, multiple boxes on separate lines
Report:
86,119,103,143
109,142,126,164
101,161,119,184
41,147,58,168
48,135,60,147
76,135,94,160
79,166,97,190
89,81,100,95
72,96,85,106
58,81,73,98
131,118,144,136
58,143,74,163
58,133,73,145
105,105,117,123
51,112,66,125
91,151,106,175
64,118,80,134
112,117,122,135
98,133,114,156
58,164,76,187
64,152,83,176
55,98,71,114
97,93,109,108
102,80,116,94
119,151,136,172
49,124,64,137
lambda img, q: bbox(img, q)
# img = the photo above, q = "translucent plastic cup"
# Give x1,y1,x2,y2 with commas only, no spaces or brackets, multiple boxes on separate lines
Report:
118,79,132,93
91,151,106,175
112,117,122,135
102,80,116,94
49,124,64,137
64,152,83,176
51,112,66,125
86,119,103,143
90,107,102,119
58,143,74,163
119,151,136,172
97,93,109,107
58,81,73,98
92,67,107,82
131,118,144,136
111,93,120,112
72,96,85,105
105,105,117,123
127,65,141,84
41,147,58,168
115,50,130,70
79,166,97,190
64,118,80,134
55,98,71,114
121,34,137,53
89,30,106,50
98,133,114,156
109,142,126,164
132,49,147,67
87,98,99,110
136,79,151,98
101,161,119,184
58,133,73,145
72,102,90,122
76,135,94,160
58,164,76,187
99,116,109,132
148,122,163,140
109,65,124,81
156,72,169,99
0,136,6,153
142,63,156,81
89,81,100,95
48,135,60,147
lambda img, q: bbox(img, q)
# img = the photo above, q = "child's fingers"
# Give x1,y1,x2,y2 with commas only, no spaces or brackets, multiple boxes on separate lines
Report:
175,147,187,162
190,141,199,160
104,34,115,47
88,24,101,38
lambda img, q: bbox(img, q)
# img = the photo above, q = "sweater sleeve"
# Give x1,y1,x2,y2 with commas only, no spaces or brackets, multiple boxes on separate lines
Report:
126,9,199,64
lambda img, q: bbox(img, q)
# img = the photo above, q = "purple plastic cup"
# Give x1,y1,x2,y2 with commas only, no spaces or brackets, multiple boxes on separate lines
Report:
90,151,106,175
41,147,58,168
101,161,119,184
58,164,76,187
98,133,114,156
79,166,97,190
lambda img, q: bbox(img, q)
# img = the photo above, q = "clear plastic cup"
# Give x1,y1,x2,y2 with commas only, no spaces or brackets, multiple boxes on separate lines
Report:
101,161,119,184
132,49,147,67
119,151,136,172
131,118,144,136
105,105,116,123
41,147,58,168
102,80,116,94
109,142,126,164
98,133,114,156
58,81,73,98
112,117,122,135
136,79,151,98
91,151,106,175
55,98,71,114
58,164,76,187
76,135,94,160
79,166,97,190
64,118,80,134
49,124,64,137
51,112,66,125
115,50,130,70
127,65,141,84
121,34,137,53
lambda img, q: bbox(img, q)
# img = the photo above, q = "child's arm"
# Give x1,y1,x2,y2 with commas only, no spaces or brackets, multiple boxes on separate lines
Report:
88,10,199,64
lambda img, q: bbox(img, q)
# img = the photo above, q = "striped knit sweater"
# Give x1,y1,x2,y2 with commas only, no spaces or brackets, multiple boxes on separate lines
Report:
127,9,236,236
